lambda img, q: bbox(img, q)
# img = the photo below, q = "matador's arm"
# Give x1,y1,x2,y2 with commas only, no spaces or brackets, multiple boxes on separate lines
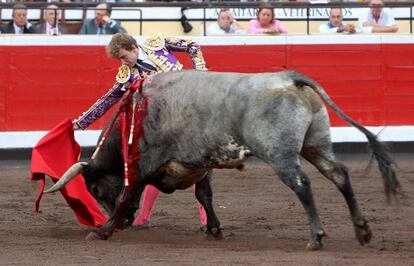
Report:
164,36,207,70
73,66,137,129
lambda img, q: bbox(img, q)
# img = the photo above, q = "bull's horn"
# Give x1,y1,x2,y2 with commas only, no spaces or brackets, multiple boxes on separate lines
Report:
44,162,88,193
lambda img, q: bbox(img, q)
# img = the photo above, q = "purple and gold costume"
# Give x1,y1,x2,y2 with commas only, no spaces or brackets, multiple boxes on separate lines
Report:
74,34,206,129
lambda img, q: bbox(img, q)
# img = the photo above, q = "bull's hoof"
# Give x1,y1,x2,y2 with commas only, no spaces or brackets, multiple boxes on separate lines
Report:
306,230,326,251
205,226,224,240
199,224,207,233
85,231,106,241
306,241,323,251
355,220,372,245
129,221,151,231
85,228,112,241
119,217,135,230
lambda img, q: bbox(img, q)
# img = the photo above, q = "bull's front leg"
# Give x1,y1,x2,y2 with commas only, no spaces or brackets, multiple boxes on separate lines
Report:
118,180,146,229
86,187,133,240
86,180,145,240
195,170,223,240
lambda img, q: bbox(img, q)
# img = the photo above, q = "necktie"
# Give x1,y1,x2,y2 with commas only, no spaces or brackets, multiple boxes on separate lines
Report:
98,25,105,35
137,59,157,71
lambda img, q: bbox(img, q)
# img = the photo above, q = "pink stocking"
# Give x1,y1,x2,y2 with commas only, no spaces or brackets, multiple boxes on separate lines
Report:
192,184,207,225
133,185,160,225
133,184,208,226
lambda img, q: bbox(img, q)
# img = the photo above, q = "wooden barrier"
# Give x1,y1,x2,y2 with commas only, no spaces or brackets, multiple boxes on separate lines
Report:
0,35,413,147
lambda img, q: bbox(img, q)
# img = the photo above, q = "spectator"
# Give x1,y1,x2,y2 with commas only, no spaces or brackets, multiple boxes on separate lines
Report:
319,8,356,34
79,2,126,35
248,3,287,35
358,0,398,33
0,4,35,34
207,9,245,35
34,4,69,35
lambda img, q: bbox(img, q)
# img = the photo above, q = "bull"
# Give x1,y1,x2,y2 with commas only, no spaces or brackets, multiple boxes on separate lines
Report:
45,70,400,250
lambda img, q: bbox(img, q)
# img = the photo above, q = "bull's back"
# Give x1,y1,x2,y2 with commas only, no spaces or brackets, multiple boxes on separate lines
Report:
144,71,295,97
140,70,317,163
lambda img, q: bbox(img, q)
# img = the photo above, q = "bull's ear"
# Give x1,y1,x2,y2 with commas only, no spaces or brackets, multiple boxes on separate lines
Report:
80,160,104,188
80,161,95,185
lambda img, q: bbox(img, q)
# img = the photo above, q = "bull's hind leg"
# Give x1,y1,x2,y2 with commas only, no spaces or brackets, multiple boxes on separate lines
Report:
270,155,326,250
301,144,372,246
194,170,222,239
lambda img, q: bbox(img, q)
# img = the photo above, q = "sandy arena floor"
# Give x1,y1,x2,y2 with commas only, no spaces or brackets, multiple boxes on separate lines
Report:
0,153,413,265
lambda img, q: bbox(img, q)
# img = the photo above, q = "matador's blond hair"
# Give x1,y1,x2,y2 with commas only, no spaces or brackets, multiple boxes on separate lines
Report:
106,33,138,59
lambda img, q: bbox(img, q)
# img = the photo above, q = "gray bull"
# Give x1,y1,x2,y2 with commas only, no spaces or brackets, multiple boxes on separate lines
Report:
45,70,399,250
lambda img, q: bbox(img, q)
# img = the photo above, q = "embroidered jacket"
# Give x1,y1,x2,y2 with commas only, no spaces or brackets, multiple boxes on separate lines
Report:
74,34,207,129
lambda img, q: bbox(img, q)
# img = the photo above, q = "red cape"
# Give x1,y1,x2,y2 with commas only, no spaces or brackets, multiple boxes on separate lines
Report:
31,118,107,227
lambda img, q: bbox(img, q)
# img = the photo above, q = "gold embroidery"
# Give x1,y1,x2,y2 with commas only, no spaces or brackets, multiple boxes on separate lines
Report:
173,62,183,71
146,51,172,72
142,33,165,51
194,51,207,70
131,67,139,78
116,65,131,84
164,61,175,72
141,34,186,73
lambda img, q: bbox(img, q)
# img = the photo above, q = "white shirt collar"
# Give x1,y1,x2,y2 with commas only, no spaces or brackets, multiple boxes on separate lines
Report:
137,46,157,68
13,23,23,34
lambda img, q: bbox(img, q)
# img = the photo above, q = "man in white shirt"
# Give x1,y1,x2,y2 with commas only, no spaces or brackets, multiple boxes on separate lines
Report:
207,9,245,35
319,8,356,34
358,0,398,33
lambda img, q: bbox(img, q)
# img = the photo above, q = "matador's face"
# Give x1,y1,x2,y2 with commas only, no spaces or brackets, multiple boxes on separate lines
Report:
117,46,139,68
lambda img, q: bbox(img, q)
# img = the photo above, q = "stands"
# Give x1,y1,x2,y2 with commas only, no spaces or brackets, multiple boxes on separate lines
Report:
0,1,413,35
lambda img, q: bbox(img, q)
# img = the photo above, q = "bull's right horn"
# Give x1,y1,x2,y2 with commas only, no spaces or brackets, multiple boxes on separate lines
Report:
44,162,88,193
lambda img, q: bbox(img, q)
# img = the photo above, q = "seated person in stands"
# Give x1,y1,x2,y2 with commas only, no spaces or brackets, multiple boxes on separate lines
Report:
207,9,245,35
247,3,287,35
79,2,126,35
0,3,36,34
319,8,356,34
34,4,69,35
358,0,398,33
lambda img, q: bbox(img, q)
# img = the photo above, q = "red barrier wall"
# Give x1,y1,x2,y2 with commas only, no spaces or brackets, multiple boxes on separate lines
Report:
1,43,414,131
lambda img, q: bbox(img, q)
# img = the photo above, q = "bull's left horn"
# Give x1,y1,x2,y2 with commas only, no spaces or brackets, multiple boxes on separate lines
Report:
44,162,88,193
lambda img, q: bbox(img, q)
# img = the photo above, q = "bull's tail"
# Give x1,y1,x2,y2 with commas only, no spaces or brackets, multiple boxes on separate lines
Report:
285,70,400,202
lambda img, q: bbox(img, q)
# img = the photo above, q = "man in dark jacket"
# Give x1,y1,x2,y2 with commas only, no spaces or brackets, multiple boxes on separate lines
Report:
34,4,69,35
1,3,36,34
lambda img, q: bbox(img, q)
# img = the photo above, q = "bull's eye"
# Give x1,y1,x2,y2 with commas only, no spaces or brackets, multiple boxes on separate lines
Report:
91,185,100,198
